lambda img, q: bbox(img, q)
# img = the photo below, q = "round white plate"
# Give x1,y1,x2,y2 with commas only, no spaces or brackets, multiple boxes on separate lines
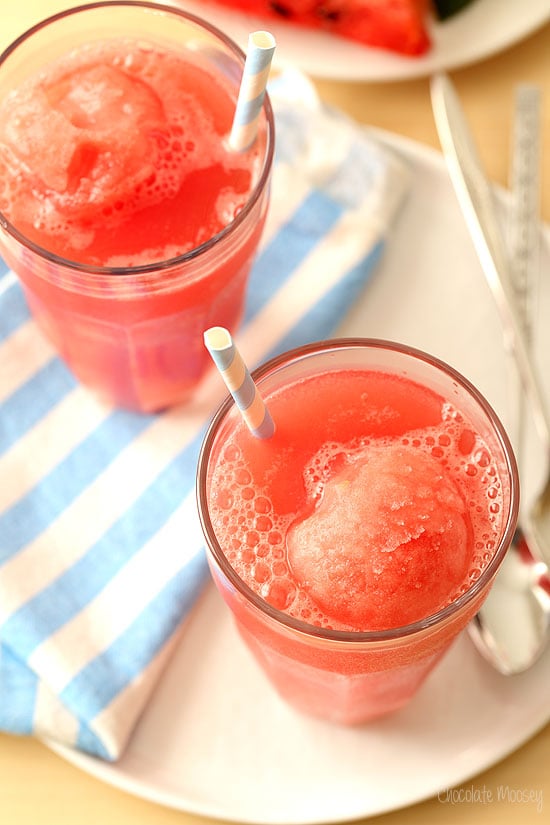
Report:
46,132,550,823
169,0,550,81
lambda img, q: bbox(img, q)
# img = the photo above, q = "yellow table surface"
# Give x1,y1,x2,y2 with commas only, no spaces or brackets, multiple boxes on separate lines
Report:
1,3,549,824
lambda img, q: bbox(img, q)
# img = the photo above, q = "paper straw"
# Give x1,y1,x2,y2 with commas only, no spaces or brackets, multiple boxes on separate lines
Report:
229,31,276,152
204,326,275,439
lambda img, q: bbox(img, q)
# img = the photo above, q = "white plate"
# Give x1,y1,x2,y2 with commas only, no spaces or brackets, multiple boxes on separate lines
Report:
45,132,550,823
169,0,550,81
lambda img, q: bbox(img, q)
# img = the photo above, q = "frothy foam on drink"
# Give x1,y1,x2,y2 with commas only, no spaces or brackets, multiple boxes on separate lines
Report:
0,40,261,265
210,408,504,632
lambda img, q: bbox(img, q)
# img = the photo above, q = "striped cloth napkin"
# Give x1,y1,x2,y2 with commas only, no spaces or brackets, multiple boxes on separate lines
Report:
0,71,410,760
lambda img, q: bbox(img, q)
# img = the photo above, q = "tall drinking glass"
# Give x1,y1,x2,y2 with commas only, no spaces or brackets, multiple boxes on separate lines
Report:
197,339,519,724
0,2,274,412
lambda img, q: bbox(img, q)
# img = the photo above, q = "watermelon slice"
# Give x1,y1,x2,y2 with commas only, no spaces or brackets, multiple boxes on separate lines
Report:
203,1,432,56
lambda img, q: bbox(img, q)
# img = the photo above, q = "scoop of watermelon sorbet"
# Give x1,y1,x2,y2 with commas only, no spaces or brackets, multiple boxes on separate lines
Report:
287,443,471,630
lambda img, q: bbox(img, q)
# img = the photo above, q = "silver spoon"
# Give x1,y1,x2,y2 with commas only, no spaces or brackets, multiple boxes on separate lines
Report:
468,536,550,675
431,75,550,674
468,86,550,674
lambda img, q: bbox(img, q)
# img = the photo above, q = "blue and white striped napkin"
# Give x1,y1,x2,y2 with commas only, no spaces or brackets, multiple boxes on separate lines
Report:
0,71,410,760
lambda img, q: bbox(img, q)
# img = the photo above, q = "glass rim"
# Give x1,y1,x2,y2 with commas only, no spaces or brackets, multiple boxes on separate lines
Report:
196,337,520,645
0,0,275,277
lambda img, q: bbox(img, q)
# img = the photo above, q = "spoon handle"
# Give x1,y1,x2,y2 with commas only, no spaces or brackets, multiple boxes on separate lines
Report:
508,85,541,469
507,89,550,574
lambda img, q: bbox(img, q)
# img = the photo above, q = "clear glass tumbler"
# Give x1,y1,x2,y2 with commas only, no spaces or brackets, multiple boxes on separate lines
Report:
0,2,274,412
197,339,519,724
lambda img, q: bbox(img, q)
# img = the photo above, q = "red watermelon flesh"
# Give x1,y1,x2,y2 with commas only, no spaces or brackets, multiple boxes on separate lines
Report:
203,1,431,56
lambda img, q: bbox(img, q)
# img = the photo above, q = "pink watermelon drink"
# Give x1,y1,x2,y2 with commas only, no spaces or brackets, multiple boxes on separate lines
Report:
0,3,274,412
198,340,518,723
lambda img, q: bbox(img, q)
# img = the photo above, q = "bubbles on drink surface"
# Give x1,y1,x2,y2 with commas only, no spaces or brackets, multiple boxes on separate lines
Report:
210,406,505,632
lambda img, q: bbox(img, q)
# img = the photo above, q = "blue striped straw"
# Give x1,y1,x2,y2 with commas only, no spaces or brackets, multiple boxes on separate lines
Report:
229,31,276,152
204,326,275,439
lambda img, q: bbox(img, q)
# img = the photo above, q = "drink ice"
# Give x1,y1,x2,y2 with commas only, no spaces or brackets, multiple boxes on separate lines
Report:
287,442,471,630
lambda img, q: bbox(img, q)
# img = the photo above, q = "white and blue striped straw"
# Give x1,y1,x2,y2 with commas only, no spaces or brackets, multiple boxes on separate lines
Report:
204,326,275,439
229,31,276,152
